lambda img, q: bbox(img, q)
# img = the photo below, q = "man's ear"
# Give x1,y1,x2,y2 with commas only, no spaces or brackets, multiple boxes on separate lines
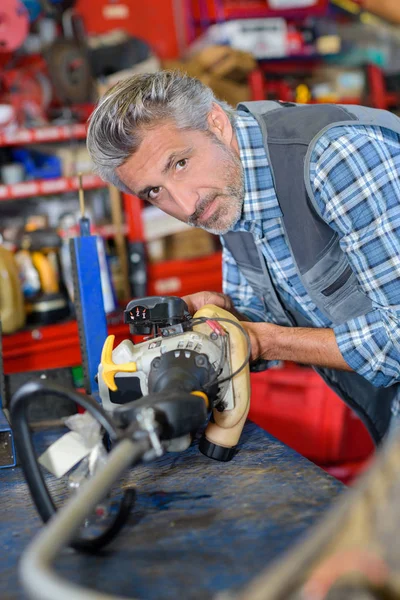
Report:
207,102,234,145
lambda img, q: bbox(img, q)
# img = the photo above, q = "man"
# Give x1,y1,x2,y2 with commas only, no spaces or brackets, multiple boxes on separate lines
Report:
87,71,400,443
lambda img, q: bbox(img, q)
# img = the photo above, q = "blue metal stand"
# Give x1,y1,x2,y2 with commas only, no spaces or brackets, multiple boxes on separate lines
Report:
69,233,108,397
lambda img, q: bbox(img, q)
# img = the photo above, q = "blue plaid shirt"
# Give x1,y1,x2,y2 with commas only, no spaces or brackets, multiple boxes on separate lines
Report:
222,111,400,408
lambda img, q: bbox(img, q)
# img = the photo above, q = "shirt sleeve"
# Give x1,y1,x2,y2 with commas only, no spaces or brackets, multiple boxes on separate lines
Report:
221,238,279,372
310,125,400,387
221,237,267,322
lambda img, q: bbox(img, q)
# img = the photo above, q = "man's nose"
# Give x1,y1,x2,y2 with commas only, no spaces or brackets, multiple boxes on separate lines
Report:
170,184,198,217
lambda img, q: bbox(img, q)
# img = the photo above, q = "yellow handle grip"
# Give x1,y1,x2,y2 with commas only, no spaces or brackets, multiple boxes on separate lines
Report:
100,334,137,392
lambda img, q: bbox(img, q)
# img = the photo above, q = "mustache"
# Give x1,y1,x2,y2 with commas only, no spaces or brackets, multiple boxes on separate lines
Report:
188,192,220,226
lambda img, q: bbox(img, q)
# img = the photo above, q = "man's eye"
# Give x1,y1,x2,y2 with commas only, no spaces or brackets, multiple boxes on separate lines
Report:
176,159,188,170
148,187,161,199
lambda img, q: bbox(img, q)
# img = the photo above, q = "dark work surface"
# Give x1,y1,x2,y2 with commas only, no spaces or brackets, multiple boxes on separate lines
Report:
0,422,344,600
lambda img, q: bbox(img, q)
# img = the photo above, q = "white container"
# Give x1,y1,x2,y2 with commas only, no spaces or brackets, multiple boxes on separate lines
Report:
1,163,25,185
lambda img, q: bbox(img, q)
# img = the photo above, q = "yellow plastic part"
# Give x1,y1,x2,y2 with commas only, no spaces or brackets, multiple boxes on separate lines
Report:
0,246,26,334
193,304,250,450
101,334,137,392
31,251,59,294
191,390,209,409
295,83,312,104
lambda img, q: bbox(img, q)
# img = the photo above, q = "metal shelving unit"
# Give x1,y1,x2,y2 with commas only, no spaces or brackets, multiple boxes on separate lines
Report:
0,124,87,147
0,173,106,200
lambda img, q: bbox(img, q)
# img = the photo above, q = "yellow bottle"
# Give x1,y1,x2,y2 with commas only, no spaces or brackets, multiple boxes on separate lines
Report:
0,246,26,334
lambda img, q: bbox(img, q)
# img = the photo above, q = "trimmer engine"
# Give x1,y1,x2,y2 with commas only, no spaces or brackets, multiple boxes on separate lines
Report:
99,296,234,411
98,296,250,462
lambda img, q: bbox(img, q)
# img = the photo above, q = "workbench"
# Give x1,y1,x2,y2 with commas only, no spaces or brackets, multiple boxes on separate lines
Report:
0,422,344,600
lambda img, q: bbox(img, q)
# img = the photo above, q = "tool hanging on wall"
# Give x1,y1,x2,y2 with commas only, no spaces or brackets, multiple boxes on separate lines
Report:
44,39,93,105
44,8,93,108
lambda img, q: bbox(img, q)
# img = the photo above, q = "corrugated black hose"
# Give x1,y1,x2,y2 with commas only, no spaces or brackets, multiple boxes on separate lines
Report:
9,380,137,553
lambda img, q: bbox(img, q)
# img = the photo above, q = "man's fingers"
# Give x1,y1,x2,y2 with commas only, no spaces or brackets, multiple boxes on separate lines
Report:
182,292,232,315
181,292,203,315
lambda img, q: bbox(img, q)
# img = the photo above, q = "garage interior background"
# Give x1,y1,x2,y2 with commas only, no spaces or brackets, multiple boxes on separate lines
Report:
1,0,399,484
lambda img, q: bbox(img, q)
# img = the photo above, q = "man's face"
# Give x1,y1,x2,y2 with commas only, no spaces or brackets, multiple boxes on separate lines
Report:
117,107,245,235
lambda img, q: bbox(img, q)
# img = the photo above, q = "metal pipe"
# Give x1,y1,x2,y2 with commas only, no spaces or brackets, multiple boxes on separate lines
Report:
20,437,150,600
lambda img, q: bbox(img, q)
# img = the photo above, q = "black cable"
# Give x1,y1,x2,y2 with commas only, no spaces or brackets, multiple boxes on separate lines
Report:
191,316,252,389
191,316,226,390
208,317,252,385
9,380,140,553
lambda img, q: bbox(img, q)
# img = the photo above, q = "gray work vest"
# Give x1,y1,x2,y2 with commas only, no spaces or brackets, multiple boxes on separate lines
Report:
223,101,400,443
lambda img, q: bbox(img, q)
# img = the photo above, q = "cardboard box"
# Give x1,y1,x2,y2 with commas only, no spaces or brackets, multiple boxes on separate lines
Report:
162,45,254,107
201,74,250,106
193,45,256,81
165,229,217,261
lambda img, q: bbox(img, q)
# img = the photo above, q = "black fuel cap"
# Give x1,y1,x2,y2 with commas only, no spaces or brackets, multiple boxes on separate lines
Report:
199,436,236,462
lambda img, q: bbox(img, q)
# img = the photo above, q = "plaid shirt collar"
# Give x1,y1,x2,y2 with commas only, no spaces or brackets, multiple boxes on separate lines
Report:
233,110,283,235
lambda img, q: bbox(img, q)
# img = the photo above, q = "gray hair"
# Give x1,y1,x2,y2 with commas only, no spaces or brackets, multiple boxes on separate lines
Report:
86,71,236,193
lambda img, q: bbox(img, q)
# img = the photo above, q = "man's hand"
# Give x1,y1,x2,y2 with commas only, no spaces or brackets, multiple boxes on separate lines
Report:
182,291,247,321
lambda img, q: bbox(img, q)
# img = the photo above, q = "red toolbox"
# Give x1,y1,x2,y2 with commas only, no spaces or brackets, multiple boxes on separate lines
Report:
249,365,374,465
147,252,222,297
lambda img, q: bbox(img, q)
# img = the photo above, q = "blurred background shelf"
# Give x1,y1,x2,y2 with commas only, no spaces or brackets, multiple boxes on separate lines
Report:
0,123,87,147
0,174,106,200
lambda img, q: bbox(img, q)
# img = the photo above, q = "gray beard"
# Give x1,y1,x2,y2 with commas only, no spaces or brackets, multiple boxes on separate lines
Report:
187,153,245,235
188,193,243,235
